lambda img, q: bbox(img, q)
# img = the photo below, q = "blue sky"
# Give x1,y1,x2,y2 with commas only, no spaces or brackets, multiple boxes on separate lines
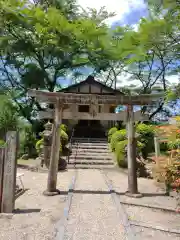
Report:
60,0,179,89
78,0,147,26
61,0,149,86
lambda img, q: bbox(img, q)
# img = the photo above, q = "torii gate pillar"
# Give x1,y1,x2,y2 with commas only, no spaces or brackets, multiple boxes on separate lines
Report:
43,99,62,196
125,105,143,198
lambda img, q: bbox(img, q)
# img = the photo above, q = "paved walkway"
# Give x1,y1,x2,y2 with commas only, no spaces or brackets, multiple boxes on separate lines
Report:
58,169,180,240
63,169,128,240
0,168,180,240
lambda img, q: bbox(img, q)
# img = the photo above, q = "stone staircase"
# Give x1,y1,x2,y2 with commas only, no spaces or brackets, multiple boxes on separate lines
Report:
68,138,114,169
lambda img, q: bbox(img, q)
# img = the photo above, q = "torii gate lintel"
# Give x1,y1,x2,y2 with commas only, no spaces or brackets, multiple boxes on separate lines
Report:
28,89,164,197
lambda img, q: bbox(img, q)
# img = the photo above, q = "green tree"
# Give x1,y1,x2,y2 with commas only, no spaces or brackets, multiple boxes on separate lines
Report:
0,93,19,137
0,0,112,128
96,16,178,119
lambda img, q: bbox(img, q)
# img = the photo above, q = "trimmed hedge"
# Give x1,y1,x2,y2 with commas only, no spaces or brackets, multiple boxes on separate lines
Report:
0,139,5,147
136,123,155,159
60,124,68,133
35,138,44,154
115,140,144,168
109,123,155,168
108,127,118,143
115,140,128,168
110,129,127,152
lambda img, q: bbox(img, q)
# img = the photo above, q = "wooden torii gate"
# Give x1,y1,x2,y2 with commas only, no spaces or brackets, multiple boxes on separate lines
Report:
28,90,164,197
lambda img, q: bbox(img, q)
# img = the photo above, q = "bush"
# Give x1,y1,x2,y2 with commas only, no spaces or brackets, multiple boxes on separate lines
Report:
167,139,180,150
60,129,68,148
35,138,44,154
0,139,5,147
115,140,128,168
160,142,168,152
136,123,155,139
60,124,68,133
163,160,180,194
0,94,19,132
115,140,144,168
136,123,155,159
19,125,37,158
108,127,118,143
110,129,127,152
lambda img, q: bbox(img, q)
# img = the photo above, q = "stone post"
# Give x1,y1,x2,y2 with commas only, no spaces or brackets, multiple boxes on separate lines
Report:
0,147,5,213
154,135,160,158
1,131,18,213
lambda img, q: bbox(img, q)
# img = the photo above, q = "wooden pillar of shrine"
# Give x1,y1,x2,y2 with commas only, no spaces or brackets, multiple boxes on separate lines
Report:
43,99,62,196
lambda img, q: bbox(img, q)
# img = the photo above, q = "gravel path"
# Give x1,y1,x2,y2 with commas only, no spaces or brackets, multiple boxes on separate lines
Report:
132,226,180,239
105,169,180,239
0,169,74,240
105,169,178,209
1,167,179,240
63,169,128,240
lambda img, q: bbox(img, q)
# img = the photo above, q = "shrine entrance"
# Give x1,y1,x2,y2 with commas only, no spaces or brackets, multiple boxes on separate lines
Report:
74,120,105,138
28,76,164,197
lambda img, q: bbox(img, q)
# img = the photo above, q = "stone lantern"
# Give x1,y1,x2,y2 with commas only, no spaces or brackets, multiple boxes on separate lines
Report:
42,121,53,168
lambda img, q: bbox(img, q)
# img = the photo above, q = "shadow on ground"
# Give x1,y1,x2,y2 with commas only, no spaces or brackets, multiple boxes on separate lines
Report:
13,208,41,214
15,188,29,200
59,189,166,197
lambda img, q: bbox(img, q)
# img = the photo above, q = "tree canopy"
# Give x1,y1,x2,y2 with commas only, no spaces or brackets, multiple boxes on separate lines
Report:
0,0,179,129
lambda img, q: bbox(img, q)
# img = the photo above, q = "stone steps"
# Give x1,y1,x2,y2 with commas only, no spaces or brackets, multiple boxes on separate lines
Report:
72,145,108,150
71,151,111,158
69,155,112,160
68,165,114,169
72,142,108,145
68,138,113,169
72,148,109,153
73,138,107,142
68,160,114,165
73,142,108,145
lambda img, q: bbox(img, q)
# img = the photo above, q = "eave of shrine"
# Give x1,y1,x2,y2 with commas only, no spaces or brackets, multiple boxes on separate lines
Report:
57,75,124,95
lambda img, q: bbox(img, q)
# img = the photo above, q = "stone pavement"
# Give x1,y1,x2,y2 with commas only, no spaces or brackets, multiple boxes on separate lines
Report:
63,169,128,240
0,165,179,239
60,169,180,240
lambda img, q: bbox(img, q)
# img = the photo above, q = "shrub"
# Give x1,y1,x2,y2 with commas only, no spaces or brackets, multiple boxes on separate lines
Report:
110,129,127,151
163,161,180,193
19,125,37,158
60,124,68,133
115,140,144,168
167,139,180,150
160,142,169,152
0,139,5,147
136,123,155,159
0,94,19,132
115,140,128,168
136,123,155,139
108,127,118,143
60,129,68,147
35,138,44,154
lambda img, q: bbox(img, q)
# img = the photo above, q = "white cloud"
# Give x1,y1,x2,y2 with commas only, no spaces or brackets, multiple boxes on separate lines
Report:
166,75,179,85
78,0,145,25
